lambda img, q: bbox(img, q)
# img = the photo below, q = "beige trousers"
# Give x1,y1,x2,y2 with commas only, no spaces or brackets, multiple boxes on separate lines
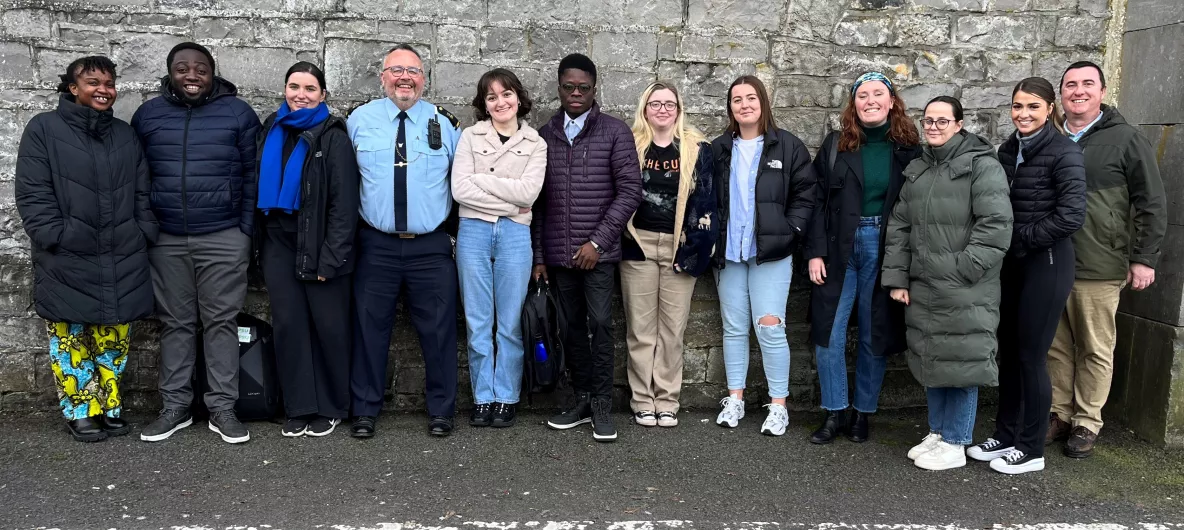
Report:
620,229,698,414
1047,278,1125,433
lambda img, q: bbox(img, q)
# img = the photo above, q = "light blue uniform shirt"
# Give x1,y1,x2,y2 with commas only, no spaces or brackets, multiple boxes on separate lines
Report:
1066,110,1104,143
347,98,461,234
725,136,763,262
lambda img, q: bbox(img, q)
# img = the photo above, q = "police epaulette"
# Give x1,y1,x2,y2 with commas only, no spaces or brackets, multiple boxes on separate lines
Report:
435,105,460,129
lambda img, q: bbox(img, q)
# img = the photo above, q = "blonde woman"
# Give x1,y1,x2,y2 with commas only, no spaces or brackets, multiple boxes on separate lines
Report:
620,81,718,428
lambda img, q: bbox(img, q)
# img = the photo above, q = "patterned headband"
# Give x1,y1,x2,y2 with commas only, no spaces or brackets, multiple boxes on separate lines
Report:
851,72,895,97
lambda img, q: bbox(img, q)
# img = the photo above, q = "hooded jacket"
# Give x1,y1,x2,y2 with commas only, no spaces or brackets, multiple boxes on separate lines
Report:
16,94,158,324
132,76,261,236
882,131,1014,388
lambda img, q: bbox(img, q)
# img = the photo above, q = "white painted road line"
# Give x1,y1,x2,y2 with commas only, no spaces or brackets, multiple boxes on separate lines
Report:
154,522,1184,530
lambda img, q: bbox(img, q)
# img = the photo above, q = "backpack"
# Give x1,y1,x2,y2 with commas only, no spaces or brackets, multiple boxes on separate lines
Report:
191,313,283,422
520,277,567,402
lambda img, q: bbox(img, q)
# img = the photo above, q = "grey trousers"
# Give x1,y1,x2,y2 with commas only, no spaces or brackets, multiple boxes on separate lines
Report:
150,227,250,412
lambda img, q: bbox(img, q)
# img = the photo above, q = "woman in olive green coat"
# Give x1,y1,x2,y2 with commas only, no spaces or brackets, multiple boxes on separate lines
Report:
881,96,1013,471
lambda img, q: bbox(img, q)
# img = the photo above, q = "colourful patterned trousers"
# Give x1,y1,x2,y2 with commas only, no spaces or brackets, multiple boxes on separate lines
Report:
46,322,132,421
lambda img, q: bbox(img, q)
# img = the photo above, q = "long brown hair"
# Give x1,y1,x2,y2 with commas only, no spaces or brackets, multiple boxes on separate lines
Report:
725,75,776,137
1012,76,1066,133
838,92,919,152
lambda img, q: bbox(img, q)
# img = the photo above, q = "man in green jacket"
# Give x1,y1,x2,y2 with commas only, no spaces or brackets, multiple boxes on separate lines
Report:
1048,61,1167,458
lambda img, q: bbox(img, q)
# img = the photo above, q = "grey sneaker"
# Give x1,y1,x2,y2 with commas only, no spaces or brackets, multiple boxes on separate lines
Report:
140,408,192,442
209,410,250,444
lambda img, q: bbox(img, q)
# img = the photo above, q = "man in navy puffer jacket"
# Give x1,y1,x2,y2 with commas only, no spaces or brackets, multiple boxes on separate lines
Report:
132,42,261,445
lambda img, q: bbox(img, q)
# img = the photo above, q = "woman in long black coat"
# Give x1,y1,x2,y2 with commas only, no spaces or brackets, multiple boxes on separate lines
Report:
15,56,157,442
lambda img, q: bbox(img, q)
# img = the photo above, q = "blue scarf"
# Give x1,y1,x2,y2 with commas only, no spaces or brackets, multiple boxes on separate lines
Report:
257,102,330,214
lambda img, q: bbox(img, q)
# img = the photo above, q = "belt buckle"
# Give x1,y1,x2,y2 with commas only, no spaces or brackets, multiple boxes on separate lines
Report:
398,233,416,239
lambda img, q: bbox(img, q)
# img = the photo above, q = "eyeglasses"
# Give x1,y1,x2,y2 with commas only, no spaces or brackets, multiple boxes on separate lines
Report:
560,83,594,94
383,65,423,77
920,118,954,130
646,101,678,112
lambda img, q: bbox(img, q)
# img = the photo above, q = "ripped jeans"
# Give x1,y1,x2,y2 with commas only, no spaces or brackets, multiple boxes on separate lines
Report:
716,256,793,399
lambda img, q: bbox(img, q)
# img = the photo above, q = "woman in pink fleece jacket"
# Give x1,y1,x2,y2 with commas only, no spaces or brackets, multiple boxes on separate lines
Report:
451,68,548,429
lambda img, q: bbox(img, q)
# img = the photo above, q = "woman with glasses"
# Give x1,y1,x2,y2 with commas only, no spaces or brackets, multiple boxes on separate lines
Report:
882,96,1013,470
620,81,718,428
966,77,1085,474
452,68,547,428
805,72,921,445
710,75,816,436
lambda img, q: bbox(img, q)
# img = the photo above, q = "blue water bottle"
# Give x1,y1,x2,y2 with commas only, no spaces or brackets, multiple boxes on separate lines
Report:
534,339,548,363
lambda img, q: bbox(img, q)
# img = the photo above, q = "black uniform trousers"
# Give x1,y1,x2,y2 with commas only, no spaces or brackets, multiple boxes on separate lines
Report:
550,263,616,399
261,221,352,419
350,223,458,418
993,237,1075,457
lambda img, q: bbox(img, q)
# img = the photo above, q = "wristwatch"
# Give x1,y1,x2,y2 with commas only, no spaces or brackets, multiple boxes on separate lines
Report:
590,240,605,254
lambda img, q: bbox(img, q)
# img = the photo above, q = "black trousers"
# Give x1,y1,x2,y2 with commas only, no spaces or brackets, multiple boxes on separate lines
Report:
350,225,458,418
550,263,616,399
261,226,352,419
993,237,1075,456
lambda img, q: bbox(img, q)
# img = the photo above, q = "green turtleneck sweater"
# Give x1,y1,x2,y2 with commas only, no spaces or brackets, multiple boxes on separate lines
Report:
861,122,892,216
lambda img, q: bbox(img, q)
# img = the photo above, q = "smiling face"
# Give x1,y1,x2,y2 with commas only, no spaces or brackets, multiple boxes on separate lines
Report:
1011,90,1051,136
854,80,893,127
381,49,424,109
484,80,519,126
284,71,325,111
1060,66,1106,122
645,88,678,131
922,102,963,147
729,83,761,128
71,67,117,112
169,49,213,104
558,68,596,117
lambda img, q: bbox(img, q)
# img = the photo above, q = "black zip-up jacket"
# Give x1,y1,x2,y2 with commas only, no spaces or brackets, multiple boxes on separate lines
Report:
132,76,261,236
997,121,1087,257
710,127,817,267
255,113,360,281
15,94,159,324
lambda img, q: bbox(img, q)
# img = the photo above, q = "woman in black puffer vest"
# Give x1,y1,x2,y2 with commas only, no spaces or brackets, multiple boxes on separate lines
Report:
967,77,1086,475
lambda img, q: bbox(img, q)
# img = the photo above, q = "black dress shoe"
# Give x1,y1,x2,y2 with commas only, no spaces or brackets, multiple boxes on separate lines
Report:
809,409,848,444
470,404,492,427
67,417,108,443
97,416,131,437
351,416,376,439
491,403,517,428
847,411,871,443
429,416,454,437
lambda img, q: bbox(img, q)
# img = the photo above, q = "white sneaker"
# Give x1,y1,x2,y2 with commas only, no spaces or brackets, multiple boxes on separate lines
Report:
656,411,678,427
989,448,1046,475
967,437,1014,462
908,432,943,460
715,396,745,428
759,403,789,436
633,411,657,427
914,440,966,470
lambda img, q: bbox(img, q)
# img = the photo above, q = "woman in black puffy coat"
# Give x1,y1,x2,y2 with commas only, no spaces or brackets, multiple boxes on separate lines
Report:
15,56,157,443
966,77,1086,475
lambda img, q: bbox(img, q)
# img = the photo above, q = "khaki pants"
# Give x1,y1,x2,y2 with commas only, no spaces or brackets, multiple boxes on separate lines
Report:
620,229,697,414
1047,279,1125,433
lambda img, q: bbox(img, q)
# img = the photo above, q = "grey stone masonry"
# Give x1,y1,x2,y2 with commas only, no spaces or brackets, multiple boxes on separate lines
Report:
0,0,1110,415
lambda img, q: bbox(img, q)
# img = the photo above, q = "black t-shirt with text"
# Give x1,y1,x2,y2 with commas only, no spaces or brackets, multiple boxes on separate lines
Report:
634,142,680,234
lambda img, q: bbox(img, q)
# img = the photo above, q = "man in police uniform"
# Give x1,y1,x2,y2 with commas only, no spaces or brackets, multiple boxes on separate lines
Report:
346,44,462,438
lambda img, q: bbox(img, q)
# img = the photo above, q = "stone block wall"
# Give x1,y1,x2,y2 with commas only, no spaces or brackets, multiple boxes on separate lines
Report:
0,0,1112,414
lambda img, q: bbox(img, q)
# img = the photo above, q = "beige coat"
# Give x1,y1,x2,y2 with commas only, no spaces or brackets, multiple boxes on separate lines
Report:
451,119,547,226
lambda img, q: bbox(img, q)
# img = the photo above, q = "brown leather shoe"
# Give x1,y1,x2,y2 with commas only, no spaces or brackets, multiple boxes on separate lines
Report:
1064,426,1098,458
1046,413,1071,445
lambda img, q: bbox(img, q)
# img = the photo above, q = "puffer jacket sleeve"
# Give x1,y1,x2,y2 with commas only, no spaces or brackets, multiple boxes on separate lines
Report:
133,135,159,245
588,123,642,250
881,168,913,290
956,157,1014,284
450,129,518,217
15,117,64,252
674,143,719,277
469,140,548,208
785,134,817,238
1015,143,1085,253
318,126,361,279
1125,131,1167,269
804,133,834,260
237,104,262,236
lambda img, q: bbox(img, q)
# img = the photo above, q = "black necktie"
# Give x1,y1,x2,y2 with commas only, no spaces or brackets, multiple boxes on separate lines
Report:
394,111,408,233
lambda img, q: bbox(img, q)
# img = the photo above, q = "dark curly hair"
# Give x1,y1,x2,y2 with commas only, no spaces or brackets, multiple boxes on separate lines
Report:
471,68,532,122
57,56,116,93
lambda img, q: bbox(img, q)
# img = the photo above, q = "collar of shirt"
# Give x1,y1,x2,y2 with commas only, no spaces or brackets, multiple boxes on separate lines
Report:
1065,110,1104,142
563,109,590,132
384,98,431,125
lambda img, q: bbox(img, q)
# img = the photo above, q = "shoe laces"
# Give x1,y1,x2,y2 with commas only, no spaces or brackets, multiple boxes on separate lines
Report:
212,409,240,424
1001,448,1025,464
475,403,491,413
763,403,788,423
492,403,509,415
978,437,1002,450
718,397,742,419
591,397,612,420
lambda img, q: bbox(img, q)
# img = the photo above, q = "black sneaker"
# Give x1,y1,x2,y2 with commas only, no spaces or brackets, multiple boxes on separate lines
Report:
491,403,517,428
547,392,592,430
470,403,493,427
591,396,617,442
140,408,193,442
306,417,340,437
967,437,1013,461
282,418,309,437
989,448,1045,475
209,409,250,444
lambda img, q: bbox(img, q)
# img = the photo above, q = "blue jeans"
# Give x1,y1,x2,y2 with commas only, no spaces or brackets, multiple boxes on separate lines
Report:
815,217,888,412
926,386,979,445
716,256,793,399
457,218,532,405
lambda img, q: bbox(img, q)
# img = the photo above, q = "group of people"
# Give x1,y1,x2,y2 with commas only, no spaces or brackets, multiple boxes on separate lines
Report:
16,40,1164,477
